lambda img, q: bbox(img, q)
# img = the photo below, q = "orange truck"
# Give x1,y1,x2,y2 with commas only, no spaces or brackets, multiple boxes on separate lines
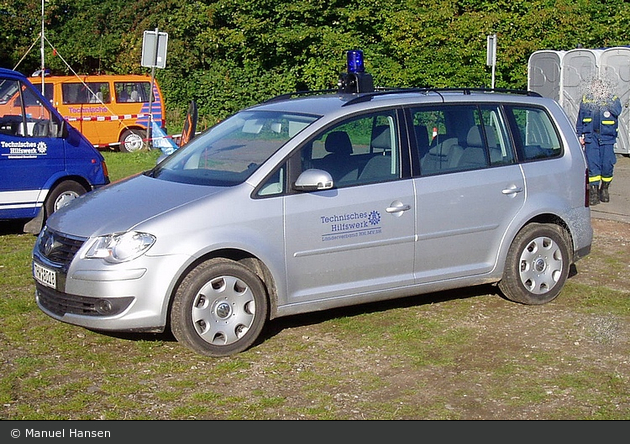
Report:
28,74,167,152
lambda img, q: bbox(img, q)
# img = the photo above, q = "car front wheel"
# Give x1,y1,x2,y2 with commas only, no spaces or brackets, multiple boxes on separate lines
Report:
498,223,571,305
171,258,269,357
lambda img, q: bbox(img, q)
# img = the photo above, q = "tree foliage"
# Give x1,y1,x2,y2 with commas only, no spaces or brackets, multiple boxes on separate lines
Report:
2,0,629,125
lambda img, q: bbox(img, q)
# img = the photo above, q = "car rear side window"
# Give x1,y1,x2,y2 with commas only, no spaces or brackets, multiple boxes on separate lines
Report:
410,104,514,176
506,105,562,161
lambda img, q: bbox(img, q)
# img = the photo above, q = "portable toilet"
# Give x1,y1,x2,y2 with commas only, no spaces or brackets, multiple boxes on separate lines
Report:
600,47,630,155
561,48,602,134
528,47,629,155
527,50,565,103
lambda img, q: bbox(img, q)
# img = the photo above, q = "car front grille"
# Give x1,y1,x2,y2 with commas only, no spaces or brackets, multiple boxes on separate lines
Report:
36,227,86,268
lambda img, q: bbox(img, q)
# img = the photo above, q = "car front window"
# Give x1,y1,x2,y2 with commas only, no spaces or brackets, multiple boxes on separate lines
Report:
149,110,318,186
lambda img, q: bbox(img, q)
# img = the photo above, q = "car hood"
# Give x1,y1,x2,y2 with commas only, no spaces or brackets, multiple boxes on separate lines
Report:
47,174,226,237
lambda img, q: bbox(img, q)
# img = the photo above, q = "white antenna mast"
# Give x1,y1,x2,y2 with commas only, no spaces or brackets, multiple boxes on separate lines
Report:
40,0,45,94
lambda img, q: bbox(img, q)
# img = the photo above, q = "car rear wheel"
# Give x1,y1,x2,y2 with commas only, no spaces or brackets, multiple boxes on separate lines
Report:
119,129,146,153
171,258,269,357
498,223,571,305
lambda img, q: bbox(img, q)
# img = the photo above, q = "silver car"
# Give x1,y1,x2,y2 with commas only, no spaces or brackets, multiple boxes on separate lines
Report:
32,81,593,357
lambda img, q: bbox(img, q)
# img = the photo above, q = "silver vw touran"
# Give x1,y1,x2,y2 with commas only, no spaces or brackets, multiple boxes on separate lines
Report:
33,72,593,357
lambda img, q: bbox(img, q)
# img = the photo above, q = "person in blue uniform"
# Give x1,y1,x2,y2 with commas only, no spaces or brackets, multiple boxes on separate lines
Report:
576,78,622,205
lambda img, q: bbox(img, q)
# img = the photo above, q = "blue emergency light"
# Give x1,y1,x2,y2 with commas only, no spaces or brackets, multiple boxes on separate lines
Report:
31,68,51,77
347,50,365,73
338,49,374,94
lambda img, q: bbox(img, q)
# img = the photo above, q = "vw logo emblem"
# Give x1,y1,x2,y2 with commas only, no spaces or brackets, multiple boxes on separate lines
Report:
44,235,56,256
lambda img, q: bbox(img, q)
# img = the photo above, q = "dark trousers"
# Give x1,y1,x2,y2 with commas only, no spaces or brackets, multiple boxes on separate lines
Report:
585,138,616,183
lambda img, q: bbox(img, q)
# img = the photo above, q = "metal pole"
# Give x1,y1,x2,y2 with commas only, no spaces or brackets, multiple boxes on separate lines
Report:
487,34,497,89
40,0,45,95
491,34,497,89
147,27,159,149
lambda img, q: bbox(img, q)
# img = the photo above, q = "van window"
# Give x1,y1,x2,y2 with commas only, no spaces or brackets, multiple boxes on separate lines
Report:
115,82,152,103
154,110,317,186
62,82,111,104
478,105,515,166
0,78,60,138
25,83,53,105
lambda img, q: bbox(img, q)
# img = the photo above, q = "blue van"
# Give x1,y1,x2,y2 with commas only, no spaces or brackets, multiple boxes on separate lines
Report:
0,68,109,233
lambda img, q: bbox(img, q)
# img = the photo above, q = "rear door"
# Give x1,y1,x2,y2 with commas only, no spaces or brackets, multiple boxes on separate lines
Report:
410,103,526,282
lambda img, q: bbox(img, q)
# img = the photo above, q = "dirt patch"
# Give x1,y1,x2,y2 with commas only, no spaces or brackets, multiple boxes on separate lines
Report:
571,218,630,292
249,218,630,419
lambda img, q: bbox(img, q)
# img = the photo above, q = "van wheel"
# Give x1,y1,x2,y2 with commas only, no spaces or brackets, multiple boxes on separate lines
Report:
119,129,146,153
171,258,269,357
44,180,87,218
498,223,571,305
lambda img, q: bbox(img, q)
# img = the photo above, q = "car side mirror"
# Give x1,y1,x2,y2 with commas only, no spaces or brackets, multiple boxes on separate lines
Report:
293,169,334,192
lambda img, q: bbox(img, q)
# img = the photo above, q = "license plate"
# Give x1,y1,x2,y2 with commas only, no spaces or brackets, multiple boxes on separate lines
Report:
33,262,56,289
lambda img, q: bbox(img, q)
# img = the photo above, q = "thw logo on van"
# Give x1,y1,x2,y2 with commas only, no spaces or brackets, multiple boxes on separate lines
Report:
1,141,47,158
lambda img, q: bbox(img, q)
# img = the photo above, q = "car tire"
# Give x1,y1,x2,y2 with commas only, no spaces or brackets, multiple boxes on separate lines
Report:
171,258,269,357
498,223,571,305
44,180,87,218
119,129,146,153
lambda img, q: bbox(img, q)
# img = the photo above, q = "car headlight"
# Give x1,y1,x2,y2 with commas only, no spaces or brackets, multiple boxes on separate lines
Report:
84,231,156,264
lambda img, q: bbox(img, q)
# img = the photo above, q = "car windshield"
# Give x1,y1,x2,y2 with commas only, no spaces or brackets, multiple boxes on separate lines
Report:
149,110,318,186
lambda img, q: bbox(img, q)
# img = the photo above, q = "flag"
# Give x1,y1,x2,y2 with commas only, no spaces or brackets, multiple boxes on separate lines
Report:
151,120,178,155
179,100,197,147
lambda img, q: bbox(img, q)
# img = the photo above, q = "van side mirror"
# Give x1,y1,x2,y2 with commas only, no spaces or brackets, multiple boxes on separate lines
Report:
293,169,334,191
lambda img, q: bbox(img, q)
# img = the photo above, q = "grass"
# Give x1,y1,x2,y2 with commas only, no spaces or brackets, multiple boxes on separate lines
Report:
101,149,162,182
0,151,629,420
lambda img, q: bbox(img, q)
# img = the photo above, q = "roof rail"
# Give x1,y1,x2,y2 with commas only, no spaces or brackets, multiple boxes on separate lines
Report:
263,86,541,106
342,87,542,106
263,88,337,103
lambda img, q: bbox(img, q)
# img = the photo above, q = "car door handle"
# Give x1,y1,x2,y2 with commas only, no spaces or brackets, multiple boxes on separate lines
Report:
386,202,411,213
502,186,524,196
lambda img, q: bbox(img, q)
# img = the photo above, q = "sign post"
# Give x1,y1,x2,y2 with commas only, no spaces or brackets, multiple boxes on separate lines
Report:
141,29,168,148
487,34,497,89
